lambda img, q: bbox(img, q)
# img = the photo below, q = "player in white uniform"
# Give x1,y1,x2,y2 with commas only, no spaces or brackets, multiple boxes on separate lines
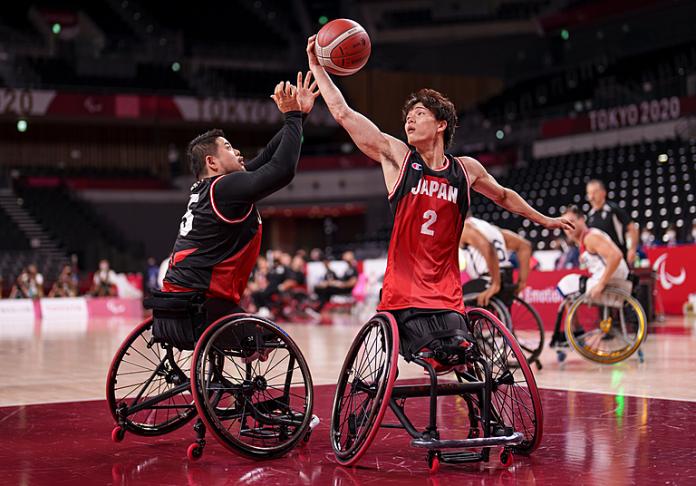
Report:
459,216,532,306
557,206,630,300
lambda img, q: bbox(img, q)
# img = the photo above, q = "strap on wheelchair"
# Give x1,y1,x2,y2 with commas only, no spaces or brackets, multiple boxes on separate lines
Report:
144,290,205,314
409,329,470,356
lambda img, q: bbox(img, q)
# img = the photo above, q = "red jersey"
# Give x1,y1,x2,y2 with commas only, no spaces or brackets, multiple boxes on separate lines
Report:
162,176,262,302
378,149,471,312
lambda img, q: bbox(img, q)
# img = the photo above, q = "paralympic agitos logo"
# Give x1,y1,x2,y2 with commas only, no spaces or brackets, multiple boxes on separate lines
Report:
652,254,686,290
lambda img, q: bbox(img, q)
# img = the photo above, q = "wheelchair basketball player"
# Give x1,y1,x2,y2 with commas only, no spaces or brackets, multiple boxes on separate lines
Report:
159,73,319,343
307,35,573,367
557,205,631,303
459,214,533,307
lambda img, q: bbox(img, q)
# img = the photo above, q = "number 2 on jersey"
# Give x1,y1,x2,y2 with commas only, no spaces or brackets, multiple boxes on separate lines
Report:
179,193,199,236
420,209,437,236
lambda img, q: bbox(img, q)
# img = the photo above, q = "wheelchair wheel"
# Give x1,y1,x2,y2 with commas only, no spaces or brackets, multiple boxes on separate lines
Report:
330,313,399,466
463,308,543,455
565,287,647,364
106,317,197,436
191,314,314,459
464,295,509,324
508,297,545,366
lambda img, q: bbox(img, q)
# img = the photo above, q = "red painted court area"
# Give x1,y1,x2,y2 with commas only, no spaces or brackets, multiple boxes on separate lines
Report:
2,385,694,485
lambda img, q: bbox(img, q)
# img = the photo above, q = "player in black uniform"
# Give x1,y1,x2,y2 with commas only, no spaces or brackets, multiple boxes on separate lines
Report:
162,72,320,325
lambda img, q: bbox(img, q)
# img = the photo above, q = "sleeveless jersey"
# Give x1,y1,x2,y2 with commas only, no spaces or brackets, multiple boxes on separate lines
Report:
460,217,511,279
579,229,629,280
378,149,471,312
163,175,262,302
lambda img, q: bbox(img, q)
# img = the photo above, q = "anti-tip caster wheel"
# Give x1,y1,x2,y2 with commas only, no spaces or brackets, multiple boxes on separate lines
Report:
427,450,441,474
500,449,513,467
111,426,125,443
187,443,204,461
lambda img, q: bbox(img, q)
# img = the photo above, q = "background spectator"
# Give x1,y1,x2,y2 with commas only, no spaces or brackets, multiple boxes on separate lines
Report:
252,252,292,314
686,221,696,244
49,264,78,298
314,251,358,310
90,259,118,297
663,224,678,246
10,265,44,299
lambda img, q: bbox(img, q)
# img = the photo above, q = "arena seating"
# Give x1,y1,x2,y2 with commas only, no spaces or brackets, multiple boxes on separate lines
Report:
0,206,29,251
475,42,696,126
15,186,144,273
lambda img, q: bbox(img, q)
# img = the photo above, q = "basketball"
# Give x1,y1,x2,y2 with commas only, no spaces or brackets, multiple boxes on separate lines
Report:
315,18,371,76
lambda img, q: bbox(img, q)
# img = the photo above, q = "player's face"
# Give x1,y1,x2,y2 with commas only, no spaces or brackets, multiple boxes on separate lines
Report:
563,213,584,241
404,103,443,145
586,182,606,209
215,137,246,173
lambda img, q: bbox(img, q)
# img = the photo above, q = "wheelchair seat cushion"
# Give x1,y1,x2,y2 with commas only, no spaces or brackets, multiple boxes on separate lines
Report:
391,309,473,363
148,291,207,351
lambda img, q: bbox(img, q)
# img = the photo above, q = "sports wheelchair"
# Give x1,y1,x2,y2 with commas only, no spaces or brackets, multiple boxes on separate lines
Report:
463,268,545,370
330,308,542,473
550,275,647,364
106,291,316,460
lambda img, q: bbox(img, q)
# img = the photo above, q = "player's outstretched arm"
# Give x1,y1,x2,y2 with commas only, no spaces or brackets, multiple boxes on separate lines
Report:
460,223,501,306
502,229,532,294
306,36,408,188
460,156,574,232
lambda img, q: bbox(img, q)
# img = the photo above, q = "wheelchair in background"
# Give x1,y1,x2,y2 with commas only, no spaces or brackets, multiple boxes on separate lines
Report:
550,274,647,364
106,291,316,460
330,308,542,473
463,268,545,370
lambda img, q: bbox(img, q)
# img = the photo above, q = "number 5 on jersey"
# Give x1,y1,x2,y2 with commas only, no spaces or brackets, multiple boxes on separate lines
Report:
420,209,437,236
179,193,199,236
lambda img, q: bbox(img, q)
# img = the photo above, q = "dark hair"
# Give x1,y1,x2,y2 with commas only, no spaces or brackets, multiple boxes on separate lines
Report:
587,179,606,190
564,205,585,218
188,128,225,179
402,89,458,148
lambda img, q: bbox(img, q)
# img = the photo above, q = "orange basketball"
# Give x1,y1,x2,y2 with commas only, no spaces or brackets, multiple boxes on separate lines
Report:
315,19,371,76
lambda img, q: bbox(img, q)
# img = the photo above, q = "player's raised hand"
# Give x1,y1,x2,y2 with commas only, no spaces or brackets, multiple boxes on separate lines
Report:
296,71,320,114
306,35,322,69
270,80,301,113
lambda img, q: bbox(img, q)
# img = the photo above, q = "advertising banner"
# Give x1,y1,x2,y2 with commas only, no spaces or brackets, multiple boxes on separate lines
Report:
646,245,695,315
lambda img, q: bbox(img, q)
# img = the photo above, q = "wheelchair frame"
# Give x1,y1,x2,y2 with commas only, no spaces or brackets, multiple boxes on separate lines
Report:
107,293,316,461
330,309,541,473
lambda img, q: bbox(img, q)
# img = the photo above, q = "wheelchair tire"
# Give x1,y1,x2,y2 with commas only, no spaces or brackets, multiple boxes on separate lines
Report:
464,308,543,455
106,317,197,436
191,314,314,459
330,312,399,466
508,296,545,366
565,287,647,364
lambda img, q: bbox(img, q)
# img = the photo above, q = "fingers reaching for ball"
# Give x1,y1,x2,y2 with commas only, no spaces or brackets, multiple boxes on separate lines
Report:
295,71,321,114
270,80,302,113
306,35,320,67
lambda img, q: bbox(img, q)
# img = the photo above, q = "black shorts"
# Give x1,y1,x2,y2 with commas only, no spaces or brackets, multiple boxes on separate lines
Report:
389,308,471,359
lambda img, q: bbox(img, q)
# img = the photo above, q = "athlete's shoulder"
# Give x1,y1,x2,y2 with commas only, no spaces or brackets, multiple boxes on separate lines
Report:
452,155,481,178
584,228,611,247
